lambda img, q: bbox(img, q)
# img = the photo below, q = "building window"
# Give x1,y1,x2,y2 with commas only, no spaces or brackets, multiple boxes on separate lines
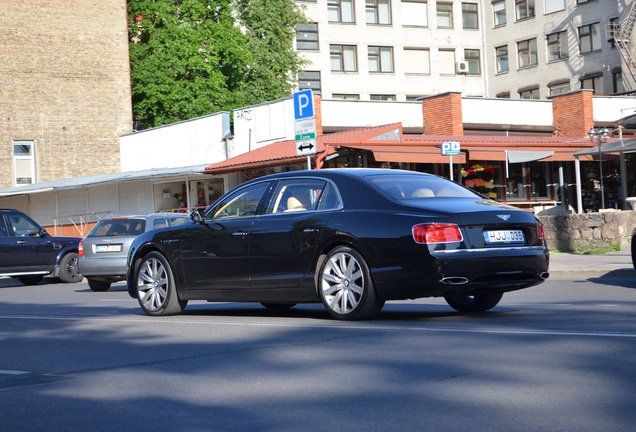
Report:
436,2,453,28
368,46,394,72
515,0,535,21
547,31,569,61
328,0,355,23
462,3,478,29
580,75,603,94
332,93,360,100
613,70,624,93
330,45,358,72
401,0,428,27
370,94,396,101
404,48,431,74
366,0,391,24
296,23,319,51
549,81,571,95
545,0,565,14
579,22,601,53
495,45,509,73
14,141,35,186
519,87,540,99
493,1,506,27
464,49,481,74
439,49,456,74
517,38,537,68
298,71,321,94
508,162,549,200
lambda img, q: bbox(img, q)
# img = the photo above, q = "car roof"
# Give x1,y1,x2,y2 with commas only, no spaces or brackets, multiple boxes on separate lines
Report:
248,168,434,184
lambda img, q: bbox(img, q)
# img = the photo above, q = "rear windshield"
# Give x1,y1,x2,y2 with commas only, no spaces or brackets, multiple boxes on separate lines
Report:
87,219,145,237
367,174,480,199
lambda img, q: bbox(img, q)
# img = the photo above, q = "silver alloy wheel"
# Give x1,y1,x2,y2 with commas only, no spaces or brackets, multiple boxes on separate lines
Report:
321,251,364,315
137,257,169,312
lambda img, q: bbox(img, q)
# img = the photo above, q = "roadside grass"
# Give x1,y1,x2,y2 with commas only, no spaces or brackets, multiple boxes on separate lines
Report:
550,243,623,255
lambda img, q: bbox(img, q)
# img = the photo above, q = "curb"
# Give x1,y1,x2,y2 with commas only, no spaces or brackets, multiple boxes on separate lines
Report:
548,268,636,280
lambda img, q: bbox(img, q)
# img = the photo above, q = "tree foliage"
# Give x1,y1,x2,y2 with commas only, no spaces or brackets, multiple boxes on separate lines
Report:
128,0,307,128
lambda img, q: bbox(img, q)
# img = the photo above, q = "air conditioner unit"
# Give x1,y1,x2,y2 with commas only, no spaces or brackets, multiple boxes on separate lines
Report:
456,61,469,74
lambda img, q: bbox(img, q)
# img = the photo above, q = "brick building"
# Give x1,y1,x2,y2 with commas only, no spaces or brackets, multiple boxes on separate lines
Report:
0,0,132,188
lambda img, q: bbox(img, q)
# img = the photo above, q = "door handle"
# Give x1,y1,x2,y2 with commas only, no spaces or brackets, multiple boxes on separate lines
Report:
232,231,249,237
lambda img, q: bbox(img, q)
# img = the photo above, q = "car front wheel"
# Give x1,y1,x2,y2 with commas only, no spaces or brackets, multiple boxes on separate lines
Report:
59,252,82,283
318,246,384,320
444,292,504,313
135,251,187,316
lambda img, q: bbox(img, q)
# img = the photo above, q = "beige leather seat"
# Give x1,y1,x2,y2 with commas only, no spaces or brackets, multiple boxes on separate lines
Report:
285,196,306,211
411,188,434,198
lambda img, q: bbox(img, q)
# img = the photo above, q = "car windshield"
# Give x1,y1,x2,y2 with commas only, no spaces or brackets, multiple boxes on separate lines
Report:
87,219,145,237
367,174,480,199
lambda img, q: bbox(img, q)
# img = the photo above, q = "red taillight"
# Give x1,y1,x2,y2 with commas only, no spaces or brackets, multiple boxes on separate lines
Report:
78,241,84,257
412,223,463,244
537,222,545,240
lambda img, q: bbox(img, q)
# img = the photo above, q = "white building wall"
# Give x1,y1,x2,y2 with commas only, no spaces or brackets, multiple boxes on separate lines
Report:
119,112,232,171
471,0,620,99
462,98,552,127
298,0,487,100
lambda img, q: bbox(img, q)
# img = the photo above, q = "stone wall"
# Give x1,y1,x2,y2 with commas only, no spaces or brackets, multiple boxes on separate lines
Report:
539,210,636,251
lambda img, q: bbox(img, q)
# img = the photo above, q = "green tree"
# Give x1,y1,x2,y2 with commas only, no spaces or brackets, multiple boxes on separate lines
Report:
128,0,307,128
234,0,308,102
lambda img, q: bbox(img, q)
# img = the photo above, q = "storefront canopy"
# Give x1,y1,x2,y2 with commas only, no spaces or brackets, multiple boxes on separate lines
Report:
506,150,555,163
573,138,636,157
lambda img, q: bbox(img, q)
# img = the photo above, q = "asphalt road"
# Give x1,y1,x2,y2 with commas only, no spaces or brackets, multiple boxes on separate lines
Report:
1,277,635,432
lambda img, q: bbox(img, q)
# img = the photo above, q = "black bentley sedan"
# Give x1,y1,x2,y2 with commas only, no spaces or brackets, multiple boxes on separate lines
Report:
126,168,549,320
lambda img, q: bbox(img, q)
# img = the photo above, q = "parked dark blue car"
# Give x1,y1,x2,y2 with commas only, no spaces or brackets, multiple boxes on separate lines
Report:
0,209,82,285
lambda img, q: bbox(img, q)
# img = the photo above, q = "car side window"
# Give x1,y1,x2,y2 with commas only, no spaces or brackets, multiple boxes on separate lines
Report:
9,214,43,237
316,183,342,210
210,182,270,219
268,179,327,214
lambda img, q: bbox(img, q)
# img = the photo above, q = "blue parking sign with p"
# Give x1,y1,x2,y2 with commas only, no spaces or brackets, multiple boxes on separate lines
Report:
293,89,314,120
441,141,460,156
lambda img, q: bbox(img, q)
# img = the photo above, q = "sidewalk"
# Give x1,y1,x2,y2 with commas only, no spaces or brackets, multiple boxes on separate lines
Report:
549,248,635,279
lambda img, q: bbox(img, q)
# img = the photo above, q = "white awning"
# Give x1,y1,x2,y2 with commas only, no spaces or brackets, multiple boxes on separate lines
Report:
506,150,555,163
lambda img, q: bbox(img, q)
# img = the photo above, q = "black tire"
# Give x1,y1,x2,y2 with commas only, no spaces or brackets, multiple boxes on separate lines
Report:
318,246,384,320
18,275,44,285
444,292,504,313
88,278,111,292
58,252,82,283
631,236,636,270
261,303,297,310
135,251,187,316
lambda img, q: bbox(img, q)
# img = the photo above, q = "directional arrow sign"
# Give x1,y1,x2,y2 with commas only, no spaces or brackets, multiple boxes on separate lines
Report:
296,139,317,156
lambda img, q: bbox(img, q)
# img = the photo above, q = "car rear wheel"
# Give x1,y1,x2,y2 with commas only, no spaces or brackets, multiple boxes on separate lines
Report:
444,292,504,313
59,252,82,283
88,278,111,292
631,236,636,270
18,275,44,285
135,251,187,316
318,246,384,320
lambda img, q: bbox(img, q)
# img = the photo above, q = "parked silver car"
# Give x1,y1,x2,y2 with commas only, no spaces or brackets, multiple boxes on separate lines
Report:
79,213,190,291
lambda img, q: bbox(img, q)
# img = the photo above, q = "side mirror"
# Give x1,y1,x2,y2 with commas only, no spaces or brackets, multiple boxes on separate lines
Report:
190,209,204,224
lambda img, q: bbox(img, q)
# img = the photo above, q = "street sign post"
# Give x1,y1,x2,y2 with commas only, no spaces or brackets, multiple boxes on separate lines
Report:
441,141,461,181
293,89,314,120
293,91,316,166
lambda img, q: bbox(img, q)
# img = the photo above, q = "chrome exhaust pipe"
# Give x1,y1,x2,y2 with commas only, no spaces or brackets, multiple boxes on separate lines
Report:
539,272,550,280
440,276,469,285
